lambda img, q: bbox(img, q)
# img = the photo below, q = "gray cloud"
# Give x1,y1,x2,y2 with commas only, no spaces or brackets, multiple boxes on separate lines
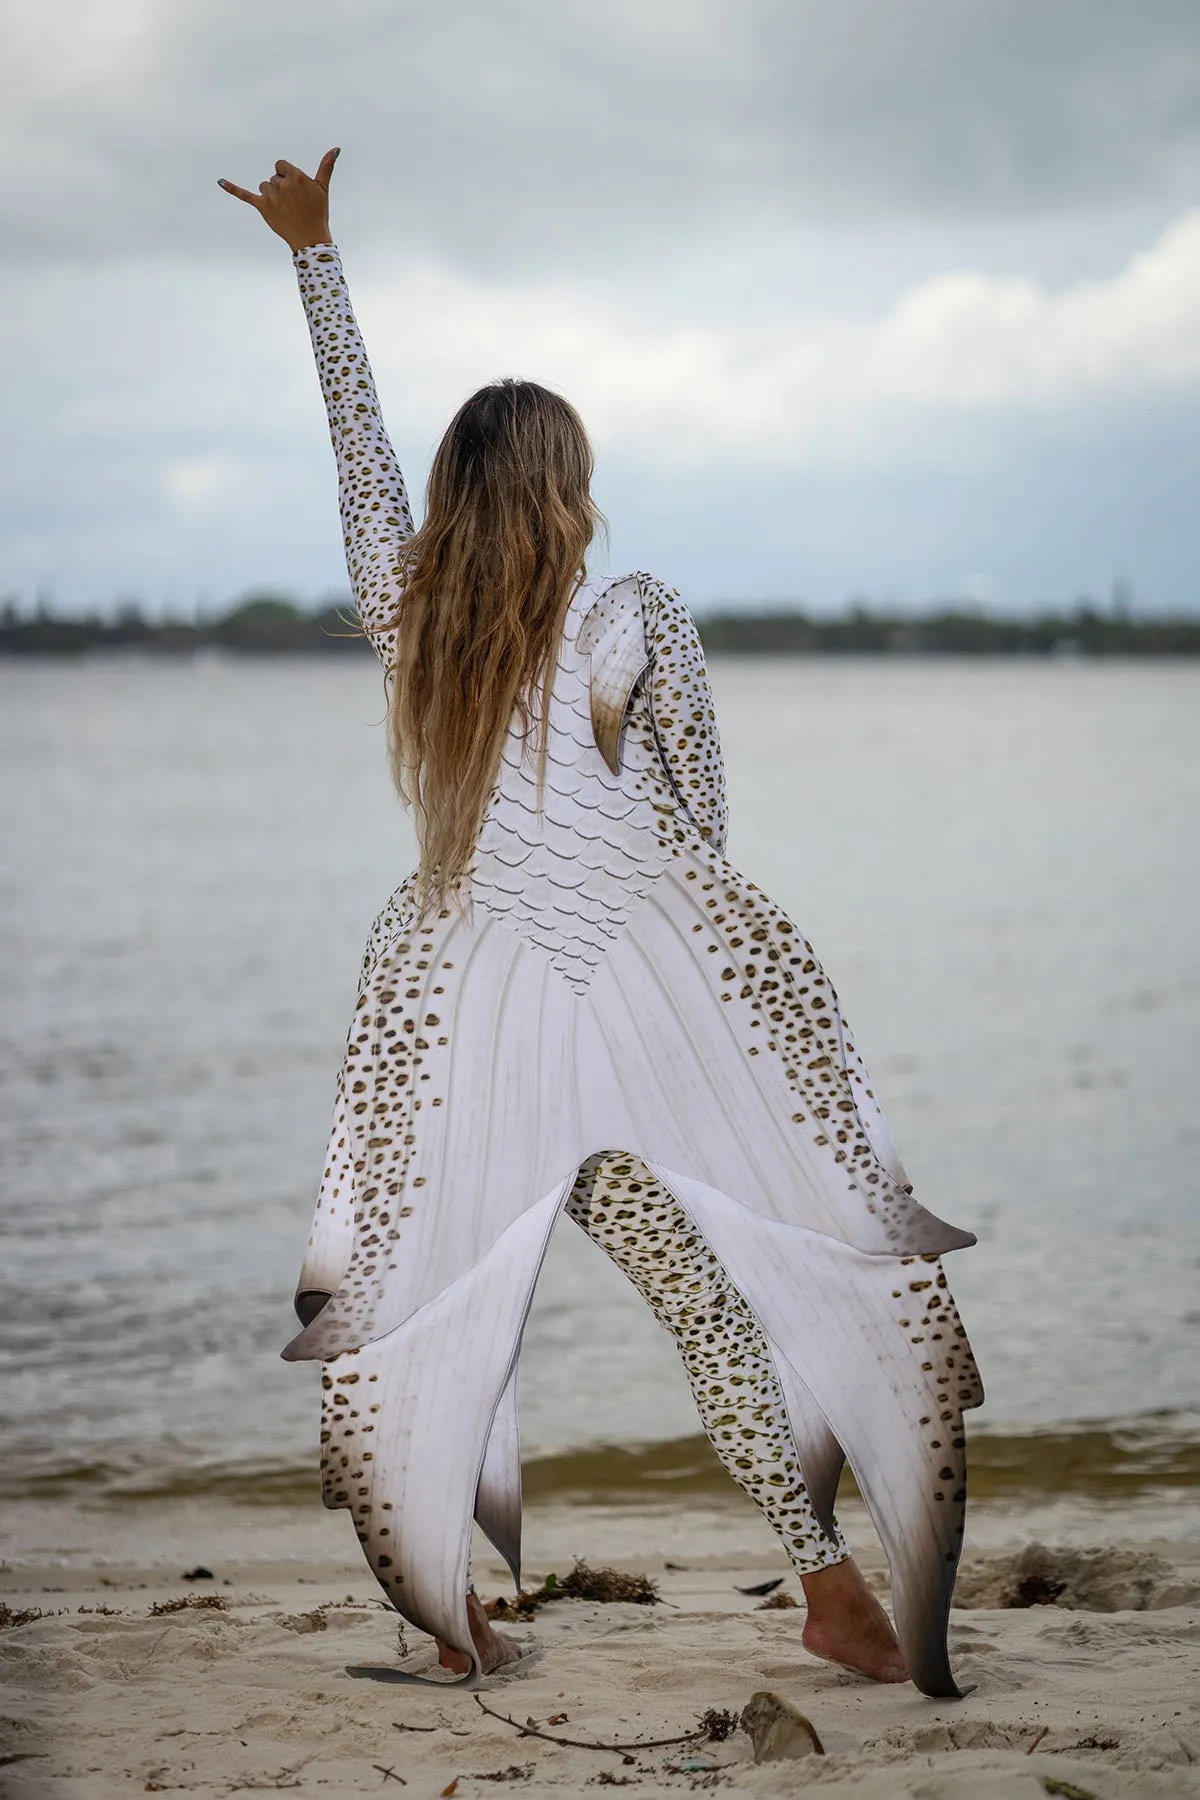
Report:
4,0,1200,274
3,0,1200,612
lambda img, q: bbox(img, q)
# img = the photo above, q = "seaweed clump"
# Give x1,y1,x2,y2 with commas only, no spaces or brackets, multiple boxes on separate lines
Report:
485,1560,660,1621
698,1708,740,1742
149,1593,230,1616
1008,1571,1068,1608
0,1603,48,1630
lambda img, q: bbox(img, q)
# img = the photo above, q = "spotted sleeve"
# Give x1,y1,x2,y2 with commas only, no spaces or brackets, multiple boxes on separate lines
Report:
293,242,414,671
640,573,729,854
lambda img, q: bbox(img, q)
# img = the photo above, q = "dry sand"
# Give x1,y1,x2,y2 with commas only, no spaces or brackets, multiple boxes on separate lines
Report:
2,1501,1198,1799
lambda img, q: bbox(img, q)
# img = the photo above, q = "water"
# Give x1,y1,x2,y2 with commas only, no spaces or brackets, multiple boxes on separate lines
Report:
2,655,1198,1514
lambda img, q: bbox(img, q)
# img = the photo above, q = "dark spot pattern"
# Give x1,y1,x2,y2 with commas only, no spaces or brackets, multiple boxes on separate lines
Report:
289,243,981,1648
566,1155,847,1573
294,243,414,664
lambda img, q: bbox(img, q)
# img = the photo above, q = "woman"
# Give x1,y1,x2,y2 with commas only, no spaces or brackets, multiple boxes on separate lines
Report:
220,150,982,1696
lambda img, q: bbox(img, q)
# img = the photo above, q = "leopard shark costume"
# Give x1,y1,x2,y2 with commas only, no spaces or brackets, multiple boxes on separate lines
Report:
283,243,983,1697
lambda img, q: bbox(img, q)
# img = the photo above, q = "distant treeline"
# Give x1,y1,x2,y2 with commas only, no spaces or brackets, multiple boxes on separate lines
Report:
3,593,1200,657
0,596,363,657
699,606,1200,657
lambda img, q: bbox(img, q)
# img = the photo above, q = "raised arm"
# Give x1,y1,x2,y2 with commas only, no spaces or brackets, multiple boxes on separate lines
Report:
293,243,413,666
640,574,729,854
219,149,413,669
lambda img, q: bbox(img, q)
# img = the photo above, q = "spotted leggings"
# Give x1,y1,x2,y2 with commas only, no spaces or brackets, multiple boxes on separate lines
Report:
565,1153,847,1578
319,1160,848,1598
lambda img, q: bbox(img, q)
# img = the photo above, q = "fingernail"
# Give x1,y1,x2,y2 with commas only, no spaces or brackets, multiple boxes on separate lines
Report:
333,147,341,159
217,178,228,188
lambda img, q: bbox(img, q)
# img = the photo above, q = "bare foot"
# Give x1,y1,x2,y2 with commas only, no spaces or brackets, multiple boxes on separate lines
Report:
436,1591,523,1677
800,1558,909,1684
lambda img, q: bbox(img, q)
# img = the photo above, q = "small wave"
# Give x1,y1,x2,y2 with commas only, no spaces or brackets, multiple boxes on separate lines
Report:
520,1409,1200,1506
1,1409,1196,1508
0,1448,321,1507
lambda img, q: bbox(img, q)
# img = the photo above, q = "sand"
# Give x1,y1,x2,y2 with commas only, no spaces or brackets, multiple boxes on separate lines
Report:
2,1501,1198,1799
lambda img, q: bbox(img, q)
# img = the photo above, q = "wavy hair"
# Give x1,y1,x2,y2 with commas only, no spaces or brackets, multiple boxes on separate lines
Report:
384,378,601,912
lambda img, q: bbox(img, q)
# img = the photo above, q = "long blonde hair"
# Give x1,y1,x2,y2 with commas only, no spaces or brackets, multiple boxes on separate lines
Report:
383,378,601,912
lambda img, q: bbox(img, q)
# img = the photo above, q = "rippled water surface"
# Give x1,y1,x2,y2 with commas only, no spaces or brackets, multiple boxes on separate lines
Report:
2,655,1198,1501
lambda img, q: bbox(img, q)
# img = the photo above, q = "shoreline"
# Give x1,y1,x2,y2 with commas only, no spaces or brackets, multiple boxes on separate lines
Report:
7,1407,1199,1510
5,1488,1200,1574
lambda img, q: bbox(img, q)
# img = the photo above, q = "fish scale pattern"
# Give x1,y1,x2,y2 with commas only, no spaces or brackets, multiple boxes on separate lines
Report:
467,584,678,994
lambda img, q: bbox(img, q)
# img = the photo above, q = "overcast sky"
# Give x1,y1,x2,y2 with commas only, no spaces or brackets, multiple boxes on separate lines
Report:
4,0,1200,614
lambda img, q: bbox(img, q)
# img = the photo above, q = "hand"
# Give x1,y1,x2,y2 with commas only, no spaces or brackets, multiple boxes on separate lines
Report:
219,148,339,252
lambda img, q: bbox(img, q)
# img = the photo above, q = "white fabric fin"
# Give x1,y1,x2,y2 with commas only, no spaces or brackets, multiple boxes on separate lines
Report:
771,1355,845,1542
578,577,649,775
649,1163,971,1699
938,1281,985,1411
295,1082,358,1302
343,1182,569,1682
474,1368,522,1588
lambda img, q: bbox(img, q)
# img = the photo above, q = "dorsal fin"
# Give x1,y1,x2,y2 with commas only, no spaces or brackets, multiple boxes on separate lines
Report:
578,575,650,774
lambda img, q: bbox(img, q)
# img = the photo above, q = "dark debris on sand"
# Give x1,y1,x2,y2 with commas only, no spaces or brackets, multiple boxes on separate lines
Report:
148,1593,230,1616
955,1544,1197,1613
485,1561,660,1622
697,1709,740,1742
0,1603,50,1630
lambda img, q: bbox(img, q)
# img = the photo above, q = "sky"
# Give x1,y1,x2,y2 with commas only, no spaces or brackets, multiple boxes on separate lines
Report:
3,0,1200,616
